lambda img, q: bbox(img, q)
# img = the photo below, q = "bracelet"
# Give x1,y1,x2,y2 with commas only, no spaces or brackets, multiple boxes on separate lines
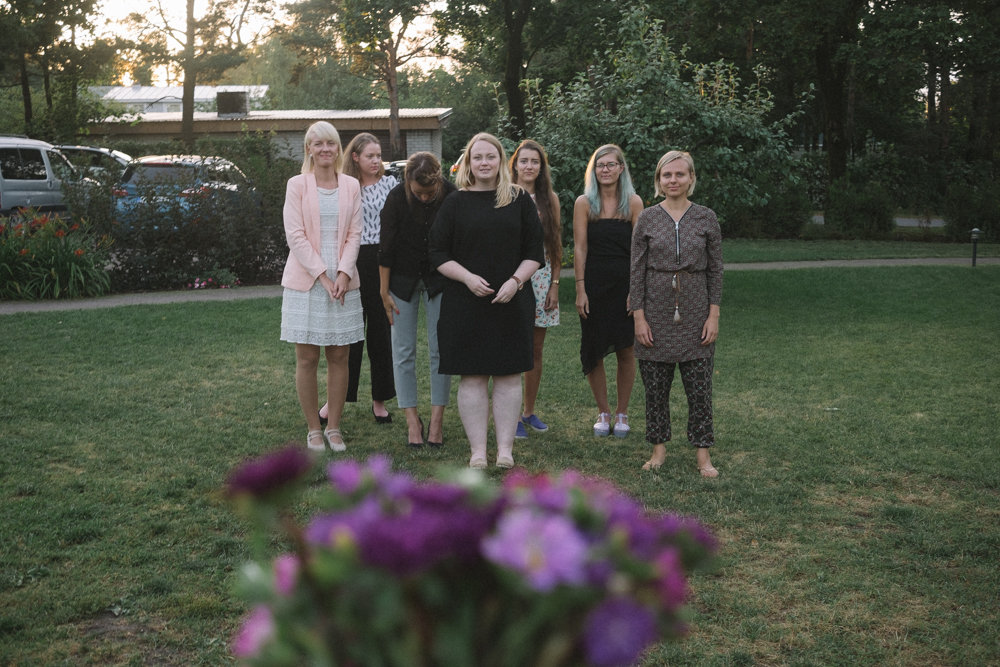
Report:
575,278,584,282
552,279,560,285
511,275,524,291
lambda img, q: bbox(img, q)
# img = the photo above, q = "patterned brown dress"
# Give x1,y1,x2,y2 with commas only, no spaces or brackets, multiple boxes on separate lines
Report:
629,203,723,362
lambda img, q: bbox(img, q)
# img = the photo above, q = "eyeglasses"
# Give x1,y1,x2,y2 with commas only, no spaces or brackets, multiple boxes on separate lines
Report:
595,161,620,171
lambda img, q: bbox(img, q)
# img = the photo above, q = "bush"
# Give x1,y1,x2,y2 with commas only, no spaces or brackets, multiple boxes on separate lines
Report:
942,177,1000,244
504,6,811,242
824,178,895,239
65,131,296,292
0,212,111,299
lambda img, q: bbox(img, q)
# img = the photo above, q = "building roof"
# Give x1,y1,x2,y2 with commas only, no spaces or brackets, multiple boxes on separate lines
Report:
93,85,269,105
106,108,452,123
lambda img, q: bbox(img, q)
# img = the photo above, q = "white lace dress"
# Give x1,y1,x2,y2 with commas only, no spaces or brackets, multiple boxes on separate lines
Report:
280,187,365,346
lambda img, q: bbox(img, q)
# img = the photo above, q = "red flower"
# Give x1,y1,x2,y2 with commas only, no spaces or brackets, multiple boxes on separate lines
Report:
55,229,66,237
19,248,29,255
70,223,80,231
74,249,85,256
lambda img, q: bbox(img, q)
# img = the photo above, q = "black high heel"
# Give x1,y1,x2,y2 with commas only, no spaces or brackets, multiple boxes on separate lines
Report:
408,417,425,448
372,405,393,424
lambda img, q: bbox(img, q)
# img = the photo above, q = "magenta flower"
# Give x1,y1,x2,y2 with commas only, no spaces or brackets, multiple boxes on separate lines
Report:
273,554,300,596
231,605,275,658
225,445,312,499
481,508,589,591
583,597,658,667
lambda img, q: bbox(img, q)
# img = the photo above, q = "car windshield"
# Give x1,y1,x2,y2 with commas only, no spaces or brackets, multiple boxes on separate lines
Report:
203,163,246,185
125,165,198,186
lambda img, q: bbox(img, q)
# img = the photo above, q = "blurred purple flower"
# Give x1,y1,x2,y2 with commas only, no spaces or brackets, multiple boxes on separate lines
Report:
225,445,311,499
327,459,364,495
232,604,275,658
583,598,658,667
654,548,688,610
273,554,300,596
482,508,589,591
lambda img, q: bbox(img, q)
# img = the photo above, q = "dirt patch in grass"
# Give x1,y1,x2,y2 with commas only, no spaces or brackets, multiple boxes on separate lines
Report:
59,611,188,666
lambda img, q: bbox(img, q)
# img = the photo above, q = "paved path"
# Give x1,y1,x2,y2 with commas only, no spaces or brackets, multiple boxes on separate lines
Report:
1,257,996,315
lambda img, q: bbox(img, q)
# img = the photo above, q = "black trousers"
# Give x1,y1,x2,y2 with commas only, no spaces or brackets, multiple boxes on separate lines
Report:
347,245,396,403
638,357,714,447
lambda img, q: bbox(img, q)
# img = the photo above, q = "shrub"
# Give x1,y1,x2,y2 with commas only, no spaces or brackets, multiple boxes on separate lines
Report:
504,5,811,242
0,212,111,299
942,177,999,244
65,131,296,292
824,178,895,239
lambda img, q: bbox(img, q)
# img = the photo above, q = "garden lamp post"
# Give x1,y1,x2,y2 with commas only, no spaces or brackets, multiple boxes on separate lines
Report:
971,228,981,266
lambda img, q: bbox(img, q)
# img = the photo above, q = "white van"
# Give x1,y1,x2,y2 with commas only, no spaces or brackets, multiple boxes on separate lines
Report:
0,136,77,218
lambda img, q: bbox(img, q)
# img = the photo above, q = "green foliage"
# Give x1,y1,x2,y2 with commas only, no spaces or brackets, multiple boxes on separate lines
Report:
824,178,895,240
505,6,811,240
942,176,1000,244
67,131,296,292
0,212,111,299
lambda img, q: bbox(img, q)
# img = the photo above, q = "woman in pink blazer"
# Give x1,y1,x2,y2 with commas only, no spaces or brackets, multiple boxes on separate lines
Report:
280,121,364,452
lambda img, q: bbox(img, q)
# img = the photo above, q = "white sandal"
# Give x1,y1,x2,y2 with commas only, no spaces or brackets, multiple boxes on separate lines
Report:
593,412,611,437
306,429,326,451
613,413,630,438
324,428,346,452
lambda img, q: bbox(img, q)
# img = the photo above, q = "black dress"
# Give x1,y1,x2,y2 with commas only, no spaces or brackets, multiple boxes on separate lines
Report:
580,218,633,375
429,189,545,376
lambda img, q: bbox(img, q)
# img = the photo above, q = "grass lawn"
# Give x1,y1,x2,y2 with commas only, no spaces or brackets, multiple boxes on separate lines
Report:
1,264,998,665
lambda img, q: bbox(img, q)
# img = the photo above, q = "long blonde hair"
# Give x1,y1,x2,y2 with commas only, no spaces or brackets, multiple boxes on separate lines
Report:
301,121,343,174
455,132,520,208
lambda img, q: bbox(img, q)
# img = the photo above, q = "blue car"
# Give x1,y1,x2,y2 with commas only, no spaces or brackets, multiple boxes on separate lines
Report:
113,155,258,228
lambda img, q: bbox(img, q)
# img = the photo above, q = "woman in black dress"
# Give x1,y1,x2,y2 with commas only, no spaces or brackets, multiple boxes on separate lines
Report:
429,133,544,469
631,151,722,476
572,144,643,438
379,152,456,448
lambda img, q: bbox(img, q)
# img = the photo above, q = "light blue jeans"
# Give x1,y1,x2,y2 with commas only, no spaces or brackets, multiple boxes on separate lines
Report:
391,281,451,408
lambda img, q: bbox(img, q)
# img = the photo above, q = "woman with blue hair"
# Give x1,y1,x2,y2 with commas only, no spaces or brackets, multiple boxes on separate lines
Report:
572,144,642,438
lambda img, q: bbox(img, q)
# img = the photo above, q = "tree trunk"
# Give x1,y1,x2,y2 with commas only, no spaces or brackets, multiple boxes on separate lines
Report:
19,54,33,134
386,53,403,159
502,0,530,136
182,0,197,148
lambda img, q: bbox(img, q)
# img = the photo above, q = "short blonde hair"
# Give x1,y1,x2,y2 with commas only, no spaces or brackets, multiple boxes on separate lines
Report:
455,132,520,208
653,151,696,197
301,121,343,174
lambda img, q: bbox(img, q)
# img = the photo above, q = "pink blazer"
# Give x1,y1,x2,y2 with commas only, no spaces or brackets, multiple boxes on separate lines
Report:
280,172,363,292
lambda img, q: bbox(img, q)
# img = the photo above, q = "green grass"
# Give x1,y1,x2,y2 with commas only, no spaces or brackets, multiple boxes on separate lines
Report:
724,237,998,263
2,265,999,665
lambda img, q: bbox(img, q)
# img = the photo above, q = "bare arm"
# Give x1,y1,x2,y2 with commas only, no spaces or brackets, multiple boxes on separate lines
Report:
572,196,591,318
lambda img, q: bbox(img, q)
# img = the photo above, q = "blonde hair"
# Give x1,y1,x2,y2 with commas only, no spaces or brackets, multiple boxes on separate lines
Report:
653,150,697,197
455,132,520,208
583,144,636,220
342,132,385,181
301,121,343,174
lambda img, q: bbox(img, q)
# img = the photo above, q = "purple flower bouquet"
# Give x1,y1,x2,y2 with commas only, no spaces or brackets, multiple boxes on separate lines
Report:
226,450,716,667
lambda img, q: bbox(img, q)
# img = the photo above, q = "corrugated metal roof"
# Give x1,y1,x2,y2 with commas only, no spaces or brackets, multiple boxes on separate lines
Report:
96,85,269,103
105,108,453,123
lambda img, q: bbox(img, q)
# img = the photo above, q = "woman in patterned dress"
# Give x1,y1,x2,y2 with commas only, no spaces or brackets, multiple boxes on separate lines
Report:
573,144,643,438
510,140,561,439
280,121,365,452
630,151,722,476
320,132,397,426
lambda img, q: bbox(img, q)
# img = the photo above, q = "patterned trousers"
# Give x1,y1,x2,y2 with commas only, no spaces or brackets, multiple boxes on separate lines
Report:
638,357,715,448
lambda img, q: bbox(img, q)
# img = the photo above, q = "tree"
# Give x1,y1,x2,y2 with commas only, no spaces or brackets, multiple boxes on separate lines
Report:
125,0,273,145
518,6,811,238
436,0,620,137
283,0,439,158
